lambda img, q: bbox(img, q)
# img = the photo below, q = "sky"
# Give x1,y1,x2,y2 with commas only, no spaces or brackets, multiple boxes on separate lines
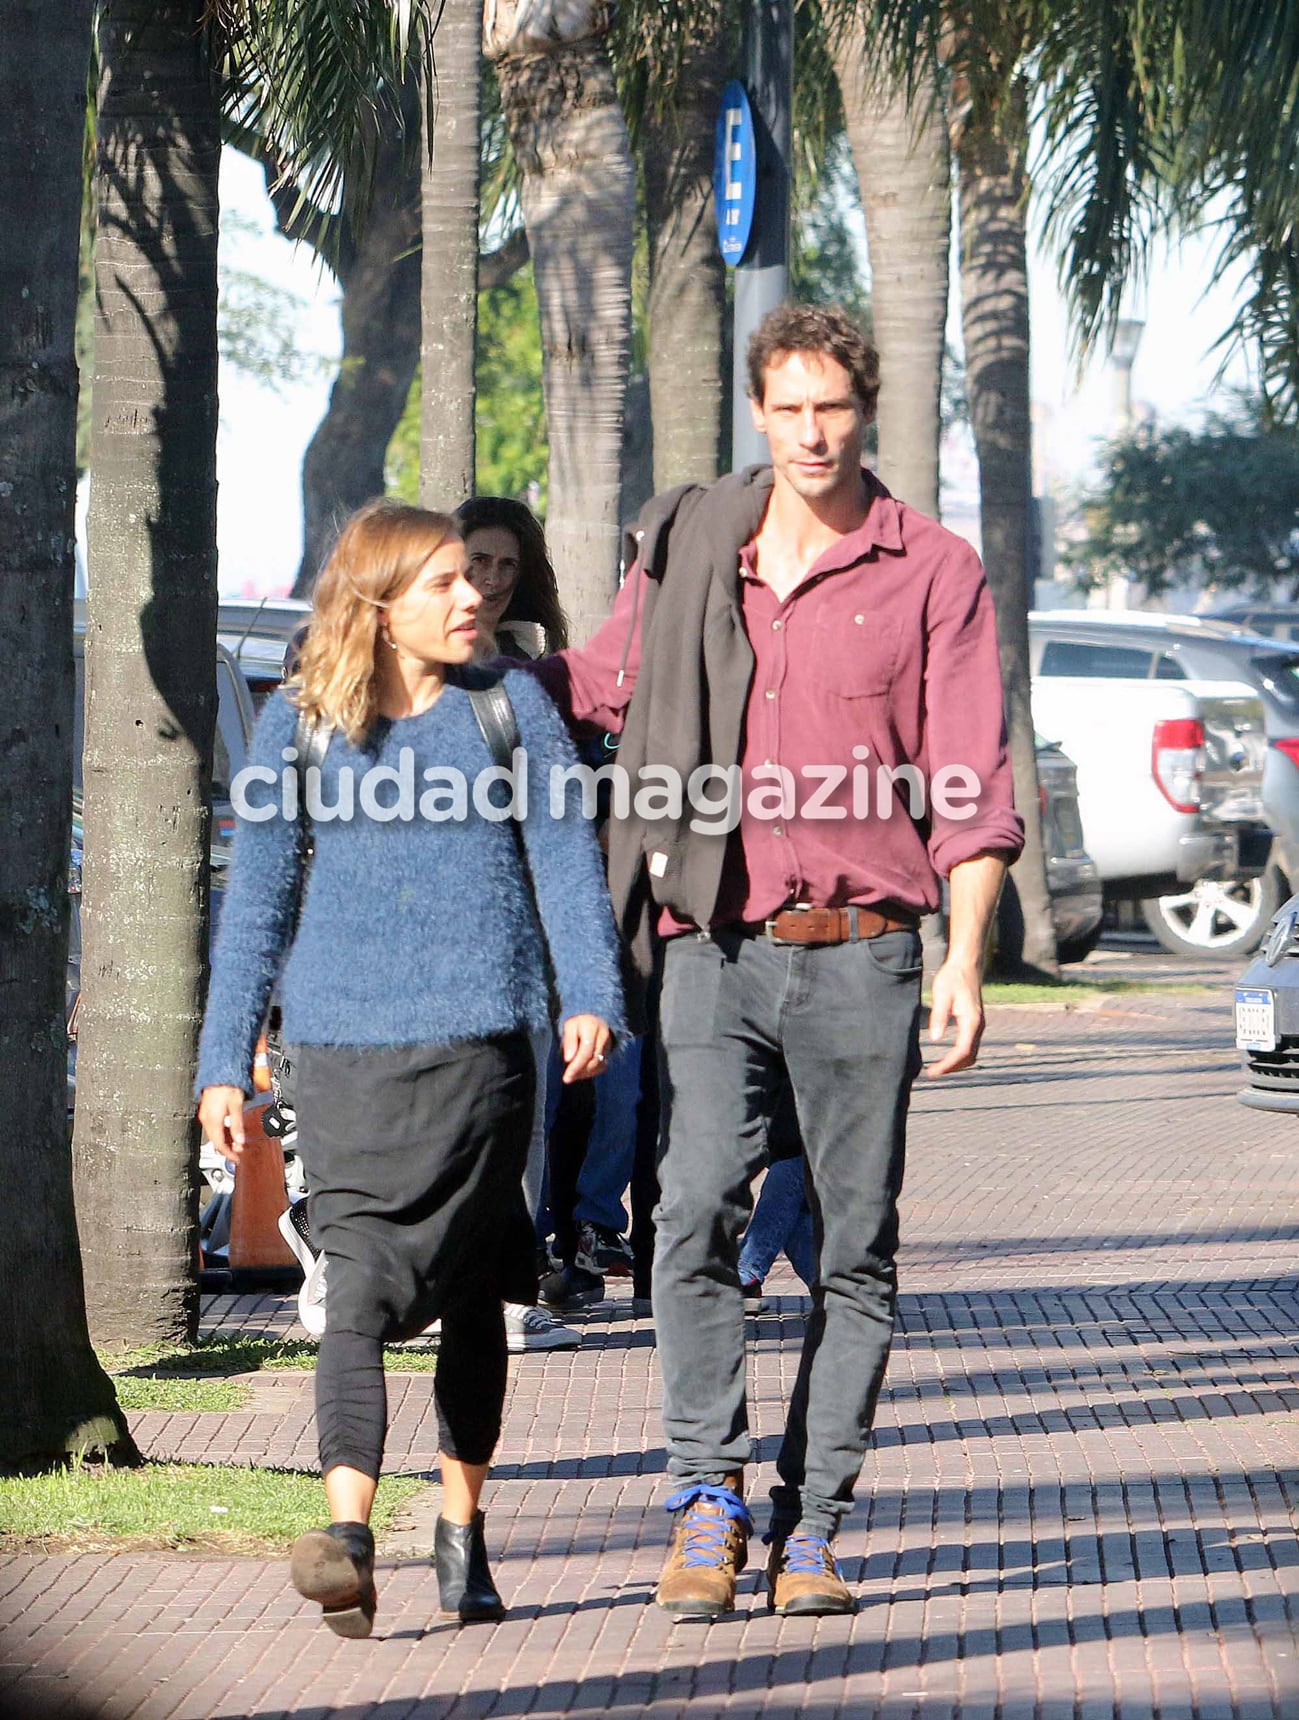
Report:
213,146,1255,598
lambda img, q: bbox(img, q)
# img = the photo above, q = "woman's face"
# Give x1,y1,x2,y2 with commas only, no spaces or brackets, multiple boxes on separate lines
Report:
382,536,481,665
464,525,522,635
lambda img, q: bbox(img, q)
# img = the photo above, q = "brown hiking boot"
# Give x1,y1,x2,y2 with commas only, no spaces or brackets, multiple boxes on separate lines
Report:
766,1531,856,1616
655,1476,752,1619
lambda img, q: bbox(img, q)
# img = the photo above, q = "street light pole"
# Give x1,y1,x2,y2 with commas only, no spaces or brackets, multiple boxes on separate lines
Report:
731,0,793,471
1112,316,1145,438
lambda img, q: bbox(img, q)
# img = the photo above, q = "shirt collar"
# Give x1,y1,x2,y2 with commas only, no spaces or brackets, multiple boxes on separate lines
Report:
738,468,904,580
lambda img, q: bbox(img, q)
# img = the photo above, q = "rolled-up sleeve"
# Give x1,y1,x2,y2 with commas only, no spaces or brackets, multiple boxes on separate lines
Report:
923,544,1025,876
530,560,647,737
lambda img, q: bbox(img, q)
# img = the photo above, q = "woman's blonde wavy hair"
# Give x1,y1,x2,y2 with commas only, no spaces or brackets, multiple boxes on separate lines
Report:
288,498,460,745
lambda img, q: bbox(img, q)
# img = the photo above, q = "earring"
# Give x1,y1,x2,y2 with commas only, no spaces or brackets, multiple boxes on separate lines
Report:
380,623,397,651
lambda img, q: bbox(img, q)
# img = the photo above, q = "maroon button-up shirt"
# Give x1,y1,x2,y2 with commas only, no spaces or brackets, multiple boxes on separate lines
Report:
536,476,1024,928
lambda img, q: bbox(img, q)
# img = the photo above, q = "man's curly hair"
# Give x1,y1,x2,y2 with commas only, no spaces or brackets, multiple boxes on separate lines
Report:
746,303,880,417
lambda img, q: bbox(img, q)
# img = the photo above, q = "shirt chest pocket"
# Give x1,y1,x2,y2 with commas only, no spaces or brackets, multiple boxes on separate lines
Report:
815,609,900,698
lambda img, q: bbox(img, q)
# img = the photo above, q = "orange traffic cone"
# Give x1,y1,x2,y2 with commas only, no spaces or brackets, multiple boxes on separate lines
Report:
227,1097,297,1275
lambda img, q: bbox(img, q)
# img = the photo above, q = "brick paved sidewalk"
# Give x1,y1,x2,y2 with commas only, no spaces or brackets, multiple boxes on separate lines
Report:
2,981,1297,1718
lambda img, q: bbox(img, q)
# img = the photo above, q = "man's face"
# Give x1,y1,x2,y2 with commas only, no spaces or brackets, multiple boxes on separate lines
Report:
750,350,869,502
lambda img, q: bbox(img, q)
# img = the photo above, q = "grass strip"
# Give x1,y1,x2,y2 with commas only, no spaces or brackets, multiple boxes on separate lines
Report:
0,1460,422,1554
111,1375,251,1413
980,977,1213,1004
105,1331,438,1379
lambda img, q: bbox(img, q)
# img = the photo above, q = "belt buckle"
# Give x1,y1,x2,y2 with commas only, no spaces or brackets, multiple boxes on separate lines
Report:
764,902,814,945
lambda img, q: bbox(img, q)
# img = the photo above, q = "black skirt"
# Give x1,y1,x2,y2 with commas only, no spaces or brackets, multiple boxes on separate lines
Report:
293,1034,535,1342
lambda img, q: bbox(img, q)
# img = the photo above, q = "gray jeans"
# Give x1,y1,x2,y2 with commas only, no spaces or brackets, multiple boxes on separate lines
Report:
652,924,923,1540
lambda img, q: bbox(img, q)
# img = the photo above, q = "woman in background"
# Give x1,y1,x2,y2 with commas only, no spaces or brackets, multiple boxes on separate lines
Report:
456,494,568,662
456,495,579,1345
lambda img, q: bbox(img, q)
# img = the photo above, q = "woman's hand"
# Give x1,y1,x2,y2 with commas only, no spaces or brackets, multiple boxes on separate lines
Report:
197,1086,248,1162
560,1014,613,1084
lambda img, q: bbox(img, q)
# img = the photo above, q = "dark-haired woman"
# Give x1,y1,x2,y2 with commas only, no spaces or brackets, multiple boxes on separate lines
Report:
455,496,575,1344
456,493,568,662
196,498,624,1636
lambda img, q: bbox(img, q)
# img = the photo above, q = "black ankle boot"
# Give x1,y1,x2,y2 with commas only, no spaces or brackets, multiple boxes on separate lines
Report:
289,1520,377,1638
434,1511,506,1622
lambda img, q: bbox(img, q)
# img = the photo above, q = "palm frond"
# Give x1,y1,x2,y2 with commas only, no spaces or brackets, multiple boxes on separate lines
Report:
1033,0,1171,361
210,0,442,255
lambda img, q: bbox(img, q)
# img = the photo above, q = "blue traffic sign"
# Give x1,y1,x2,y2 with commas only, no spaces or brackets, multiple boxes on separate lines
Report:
714,80,756,266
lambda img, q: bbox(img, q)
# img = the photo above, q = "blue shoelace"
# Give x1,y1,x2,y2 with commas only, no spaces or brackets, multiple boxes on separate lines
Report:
768,1530,835,1575
664,1484,754,1569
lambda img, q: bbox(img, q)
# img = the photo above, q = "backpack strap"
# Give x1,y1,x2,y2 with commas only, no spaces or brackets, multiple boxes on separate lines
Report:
291,708,333,872
463,673,522,773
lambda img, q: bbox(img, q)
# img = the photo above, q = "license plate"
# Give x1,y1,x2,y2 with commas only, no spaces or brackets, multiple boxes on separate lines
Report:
1235,987,1277,1051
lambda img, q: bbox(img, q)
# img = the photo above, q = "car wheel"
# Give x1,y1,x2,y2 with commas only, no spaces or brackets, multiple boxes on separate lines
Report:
1140,868,1281,958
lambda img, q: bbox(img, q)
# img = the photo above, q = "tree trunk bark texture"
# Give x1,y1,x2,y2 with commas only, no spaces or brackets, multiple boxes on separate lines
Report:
834,36,950,519
293,89,423,594
643,6,728,494
0,0,137,1465
76,0,222,1349
490,11,634,643
956,84,1056,974
420,0,481,511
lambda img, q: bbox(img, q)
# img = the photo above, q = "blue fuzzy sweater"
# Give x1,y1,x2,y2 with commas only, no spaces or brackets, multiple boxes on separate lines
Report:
196,672,626,1095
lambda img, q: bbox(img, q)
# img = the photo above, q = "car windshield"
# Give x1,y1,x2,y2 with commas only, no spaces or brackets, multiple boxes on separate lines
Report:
1251,652,1299,716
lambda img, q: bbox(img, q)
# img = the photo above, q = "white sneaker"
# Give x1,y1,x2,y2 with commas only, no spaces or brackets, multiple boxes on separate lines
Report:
503,1302,580,1353
277,1202,327,1338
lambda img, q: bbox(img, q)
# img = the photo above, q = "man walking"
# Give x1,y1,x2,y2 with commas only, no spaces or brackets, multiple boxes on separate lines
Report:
536,304,1024,1617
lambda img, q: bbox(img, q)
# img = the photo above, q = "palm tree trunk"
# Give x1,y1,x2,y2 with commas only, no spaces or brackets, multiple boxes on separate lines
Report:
643,5,728,492
0,0,137,1466
956,78,1056,975
489,5,634,642
75,0,223,1348
293,85,423,593
834,36,949,517
419,0,481,509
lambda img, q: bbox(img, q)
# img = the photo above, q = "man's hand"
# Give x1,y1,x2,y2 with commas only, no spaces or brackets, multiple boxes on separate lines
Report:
926,850,1007,1076
926,957,985,1077
561,1014,614,1083
197,1086,247,1162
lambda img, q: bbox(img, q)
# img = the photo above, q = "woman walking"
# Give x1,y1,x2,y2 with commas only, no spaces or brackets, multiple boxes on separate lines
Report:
455,495,577,1347
196,498,624,1637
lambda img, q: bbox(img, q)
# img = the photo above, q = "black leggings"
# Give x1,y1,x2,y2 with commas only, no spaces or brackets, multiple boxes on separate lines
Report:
316,1299,508,1479
293,1035,533,1483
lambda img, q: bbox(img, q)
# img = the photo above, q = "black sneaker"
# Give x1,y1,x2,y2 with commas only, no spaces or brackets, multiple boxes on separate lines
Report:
279,1195,317,1260
741,1279,768,1315
575,1221,634,1278
278,1199,327,1337
538,1262,606,1313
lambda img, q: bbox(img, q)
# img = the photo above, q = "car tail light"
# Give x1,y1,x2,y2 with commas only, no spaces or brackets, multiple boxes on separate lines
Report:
1273,736,1299,768
1152,717,1205,813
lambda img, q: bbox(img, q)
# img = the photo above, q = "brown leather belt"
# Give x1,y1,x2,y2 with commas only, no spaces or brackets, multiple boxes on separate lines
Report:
758,904,918,946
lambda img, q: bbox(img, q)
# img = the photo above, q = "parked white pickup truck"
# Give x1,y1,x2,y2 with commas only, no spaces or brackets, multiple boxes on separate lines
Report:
1029,677,1272,955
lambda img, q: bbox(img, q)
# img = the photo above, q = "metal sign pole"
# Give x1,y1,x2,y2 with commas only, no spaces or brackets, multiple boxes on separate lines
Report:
730,0,793,471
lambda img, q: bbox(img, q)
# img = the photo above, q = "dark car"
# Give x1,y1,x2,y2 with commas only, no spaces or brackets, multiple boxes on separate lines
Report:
1209,603,1299,645
1235,890,1299,1113
994,735,1104,966
1038,735,1104,961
